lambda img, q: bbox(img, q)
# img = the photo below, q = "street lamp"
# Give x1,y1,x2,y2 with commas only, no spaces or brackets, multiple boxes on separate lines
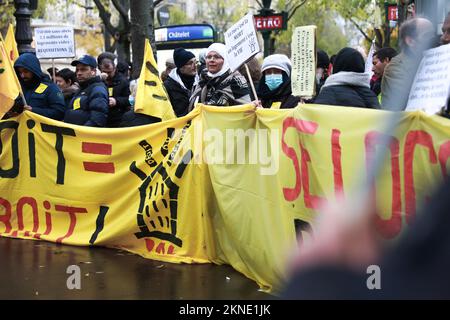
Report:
14,0,37,54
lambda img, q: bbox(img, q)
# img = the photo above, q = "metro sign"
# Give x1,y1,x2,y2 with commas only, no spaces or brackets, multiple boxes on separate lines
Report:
254,12,288,31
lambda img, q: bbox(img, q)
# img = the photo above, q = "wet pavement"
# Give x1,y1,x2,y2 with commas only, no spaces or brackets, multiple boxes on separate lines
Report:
0,237,271,300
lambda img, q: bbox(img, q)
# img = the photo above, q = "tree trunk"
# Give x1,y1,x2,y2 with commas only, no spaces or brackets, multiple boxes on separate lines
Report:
130,0,154,79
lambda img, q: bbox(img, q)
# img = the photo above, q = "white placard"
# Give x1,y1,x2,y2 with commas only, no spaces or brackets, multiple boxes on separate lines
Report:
291,25,316,97
406,44,450,114
224,13,260,72
35,27,75,59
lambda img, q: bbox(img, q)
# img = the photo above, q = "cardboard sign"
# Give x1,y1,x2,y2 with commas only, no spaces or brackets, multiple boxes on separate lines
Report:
406,44,450,114
35,27,75,59
224,13,260,72
291,25,316,97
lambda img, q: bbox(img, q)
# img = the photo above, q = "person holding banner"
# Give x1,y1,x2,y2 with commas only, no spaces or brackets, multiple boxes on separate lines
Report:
10,53,66,120
314,47,380,109
188,43,251,110
256,54,300,109
64,55,109,127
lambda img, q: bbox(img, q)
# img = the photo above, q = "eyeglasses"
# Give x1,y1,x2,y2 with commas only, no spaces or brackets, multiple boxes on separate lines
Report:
205,54,223,61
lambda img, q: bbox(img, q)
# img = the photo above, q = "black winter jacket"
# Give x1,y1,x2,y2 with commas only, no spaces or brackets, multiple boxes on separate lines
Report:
314,72,380,109
163,69,193,117
104,72,131,127
64,76,109,127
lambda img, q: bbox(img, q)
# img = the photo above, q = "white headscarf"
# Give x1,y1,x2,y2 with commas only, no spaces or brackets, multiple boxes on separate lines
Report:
205,43,230,78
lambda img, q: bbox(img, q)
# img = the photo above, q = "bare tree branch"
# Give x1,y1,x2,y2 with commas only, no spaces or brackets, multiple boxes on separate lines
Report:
288,0,307,21
347,16,372,43
72,0,94,10
154,0,164,7
111,0,129,23
254,0,263,9
92,0,117,36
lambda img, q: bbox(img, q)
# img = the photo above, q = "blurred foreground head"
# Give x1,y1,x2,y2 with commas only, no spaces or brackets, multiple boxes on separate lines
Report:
399,17,434,57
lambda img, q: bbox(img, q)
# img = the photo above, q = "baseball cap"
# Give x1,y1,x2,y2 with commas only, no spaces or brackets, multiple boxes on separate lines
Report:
71,55,97,68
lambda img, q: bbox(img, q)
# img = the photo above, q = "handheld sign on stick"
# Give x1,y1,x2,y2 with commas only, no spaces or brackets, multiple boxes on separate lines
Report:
291,25,316,99
224,13,261,101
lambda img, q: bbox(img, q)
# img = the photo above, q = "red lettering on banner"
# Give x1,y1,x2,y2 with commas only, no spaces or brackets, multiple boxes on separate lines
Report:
404,130,437,225
365,131,402,238
17,197,39,237
145,239,175,255
438,141,450,179
331,129,344,199
54,205,88,243
300,144,325,209
0,198,12,234
145,238,155,251
282,118,301,201
282,117,320,204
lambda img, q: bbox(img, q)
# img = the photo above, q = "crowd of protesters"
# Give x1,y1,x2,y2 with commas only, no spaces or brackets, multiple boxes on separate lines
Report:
3,15,450,127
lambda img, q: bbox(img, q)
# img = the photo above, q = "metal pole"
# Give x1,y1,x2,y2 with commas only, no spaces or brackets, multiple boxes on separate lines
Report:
14,0,36,54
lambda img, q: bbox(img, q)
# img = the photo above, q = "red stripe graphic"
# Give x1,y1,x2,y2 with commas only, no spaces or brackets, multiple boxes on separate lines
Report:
82,142,112,155
83,162,115,173
82,142,115,173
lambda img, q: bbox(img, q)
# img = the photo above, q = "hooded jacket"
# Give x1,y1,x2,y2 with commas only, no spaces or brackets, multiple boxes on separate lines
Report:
14,53,66,120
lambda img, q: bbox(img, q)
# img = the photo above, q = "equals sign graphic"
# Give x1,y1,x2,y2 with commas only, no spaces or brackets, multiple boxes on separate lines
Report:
82,142,115,174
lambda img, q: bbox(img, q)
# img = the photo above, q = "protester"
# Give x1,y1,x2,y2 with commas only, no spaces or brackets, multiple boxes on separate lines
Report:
163,48,198,117
256,54,300,109
64,55,109,127
197,48,208,76
316,49,330,96
7,53,66,120
47,67,59,82
314,47,380,109
160,57,176,82
188,43,251,110
370,47,398,96
441,12,450,45
97,52,131,127
238,56,261,100
55,68,80,108
116,60,131,80
381,17,434,111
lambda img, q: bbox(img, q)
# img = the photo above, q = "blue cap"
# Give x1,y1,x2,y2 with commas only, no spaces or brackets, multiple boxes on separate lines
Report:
71,55,97,68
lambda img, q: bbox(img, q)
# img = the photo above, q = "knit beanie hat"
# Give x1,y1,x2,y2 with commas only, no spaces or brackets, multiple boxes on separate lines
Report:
317,49,330,69
261,54,292,77
173,48,196,69
332,47,365,74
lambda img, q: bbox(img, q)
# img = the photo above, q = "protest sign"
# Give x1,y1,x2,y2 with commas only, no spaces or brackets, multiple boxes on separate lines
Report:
35,27,75,59
224,13,260,72
406,44,450,114
291,25,316,97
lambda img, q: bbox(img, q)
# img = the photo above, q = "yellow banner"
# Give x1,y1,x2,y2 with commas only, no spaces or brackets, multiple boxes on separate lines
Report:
0,105,449,293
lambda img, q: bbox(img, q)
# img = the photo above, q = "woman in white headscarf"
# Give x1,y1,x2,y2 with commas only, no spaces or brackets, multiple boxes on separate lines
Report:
189,43,251,110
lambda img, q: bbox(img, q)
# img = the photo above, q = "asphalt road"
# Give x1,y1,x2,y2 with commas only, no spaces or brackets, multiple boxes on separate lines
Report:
0,237,271,300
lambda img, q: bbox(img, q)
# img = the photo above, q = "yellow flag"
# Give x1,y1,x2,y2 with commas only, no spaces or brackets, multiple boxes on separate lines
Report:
134,40,175,121
4,24,19,62
0,39,21,117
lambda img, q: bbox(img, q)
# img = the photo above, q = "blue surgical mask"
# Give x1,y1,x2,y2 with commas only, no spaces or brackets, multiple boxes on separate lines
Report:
265,74,283,91
128,95,135,106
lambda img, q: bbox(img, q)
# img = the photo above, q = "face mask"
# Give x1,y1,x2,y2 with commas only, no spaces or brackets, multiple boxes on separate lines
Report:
265,74,283,91
128,95,135,106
